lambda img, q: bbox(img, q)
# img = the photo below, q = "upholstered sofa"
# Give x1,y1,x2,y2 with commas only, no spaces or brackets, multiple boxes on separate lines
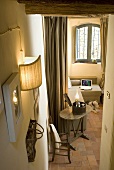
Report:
68,76,102,103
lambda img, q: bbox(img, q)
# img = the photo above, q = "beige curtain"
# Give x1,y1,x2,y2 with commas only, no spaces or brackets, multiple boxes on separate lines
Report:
43,17,68,131
100,17,108,90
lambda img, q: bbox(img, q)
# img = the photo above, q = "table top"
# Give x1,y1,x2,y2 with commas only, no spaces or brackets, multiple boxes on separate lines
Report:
60,105,92,120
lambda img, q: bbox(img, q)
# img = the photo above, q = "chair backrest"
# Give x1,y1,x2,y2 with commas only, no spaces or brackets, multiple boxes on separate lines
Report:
50,124,61,148
63,93,72,106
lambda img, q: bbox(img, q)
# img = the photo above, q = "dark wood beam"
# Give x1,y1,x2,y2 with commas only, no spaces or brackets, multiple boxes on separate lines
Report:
17,0,114,15
17,0,114,5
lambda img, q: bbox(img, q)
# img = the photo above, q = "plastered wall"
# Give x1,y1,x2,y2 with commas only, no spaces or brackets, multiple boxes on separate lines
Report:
0,1,48,170
99,15,114,170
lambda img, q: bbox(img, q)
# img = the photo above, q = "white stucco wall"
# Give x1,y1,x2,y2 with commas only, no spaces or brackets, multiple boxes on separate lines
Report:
67,17,101,83
99,15,114,170
24,15,48,170
0,1,48,170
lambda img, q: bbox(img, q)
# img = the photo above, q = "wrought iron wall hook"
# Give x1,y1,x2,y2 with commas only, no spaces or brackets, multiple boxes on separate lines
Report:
36,121,44,139
26,119,44,162
36,122,44,132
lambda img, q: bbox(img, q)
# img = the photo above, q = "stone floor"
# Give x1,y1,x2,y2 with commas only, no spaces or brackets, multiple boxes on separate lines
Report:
49,104,103,170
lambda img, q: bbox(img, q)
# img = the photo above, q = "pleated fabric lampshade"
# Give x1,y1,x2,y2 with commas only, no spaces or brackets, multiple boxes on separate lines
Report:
19,55,42,91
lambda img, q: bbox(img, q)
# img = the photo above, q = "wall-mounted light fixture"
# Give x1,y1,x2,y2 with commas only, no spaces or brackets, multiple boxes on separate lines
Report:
19,55,44,162
19,55,42,91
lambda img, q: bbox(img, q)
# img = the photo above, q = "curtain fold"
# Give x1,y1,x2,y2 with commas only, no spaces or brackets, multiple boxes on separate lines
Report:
43,17,67,131
100,17,108,90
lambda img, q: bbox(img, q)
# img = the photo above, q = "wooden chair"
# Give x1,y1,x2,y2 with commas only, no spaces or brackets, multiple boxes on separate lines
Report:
63,93,72,107
49,123,71,163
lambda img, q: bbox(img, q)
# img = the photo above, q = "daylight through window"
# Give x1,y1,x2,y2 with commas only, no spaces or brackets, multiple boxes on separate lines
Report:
76,24,101,63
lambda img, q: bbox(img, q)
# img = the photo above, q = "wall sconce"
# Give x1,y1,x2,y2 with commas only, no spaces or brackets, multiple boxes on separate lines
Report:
19,55,42,91
19,55,44,162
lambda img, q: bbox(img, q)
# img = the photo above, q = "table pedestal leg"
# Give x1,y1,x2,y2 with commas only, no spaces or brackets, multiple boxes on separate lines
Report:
71,117,89,141
80,117,89,140
68,120,76,151
81,134,89,140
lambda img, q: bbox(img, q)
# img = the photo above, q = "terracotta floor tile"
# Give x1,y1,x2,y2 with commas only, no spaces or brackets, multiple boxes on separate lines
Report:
80,150,94,156
60,167,75,170
87,155,98,166
72,156,83,161
90,165,99,170
49,105,103,170
80,166,91,170
93,151,100,160
84,140,92,147
81,156,88,161
82,160,90,166
74,167,82,170
72,150,80,157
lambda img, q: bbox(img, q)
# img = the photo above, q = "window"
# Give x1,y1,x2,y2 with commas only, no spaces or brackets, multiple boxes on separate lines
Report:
75,24,101,63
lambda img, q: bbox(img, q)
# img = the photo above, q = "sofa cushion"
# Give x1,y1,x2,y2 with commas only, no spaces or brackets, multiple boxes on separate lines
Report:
70,76,97,84
71,80,81,86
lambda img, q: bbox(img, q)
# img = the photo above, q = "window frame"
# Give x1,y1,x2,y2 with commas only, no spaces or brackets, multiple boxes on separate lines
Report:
75,23,101,63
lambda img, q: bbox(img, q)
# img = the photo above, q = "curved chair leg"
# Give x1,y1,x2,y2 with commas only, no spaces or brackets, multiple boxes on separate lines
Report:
52,145,55,162
68,146,71,163
52,153,55,162
68,155,71,163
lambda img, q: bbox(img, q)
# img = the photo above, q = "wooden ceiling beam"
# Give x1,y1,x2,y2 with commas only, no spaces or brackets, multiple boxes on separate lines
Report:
17,0,114,15
17,0,114,5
